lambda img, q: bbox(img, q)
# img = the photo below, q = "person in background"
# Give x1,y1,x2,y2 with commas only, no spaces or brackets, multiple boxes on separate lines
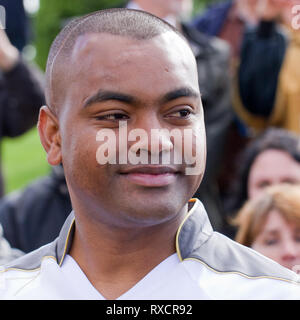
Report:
191,1,262,221
0,165,72,253
192,0,258,65
234,0,300,135
0,28,45,197
0,1,45,264
233,183,300,273
127,0,233,231
224,128,300,238
0,0,30,52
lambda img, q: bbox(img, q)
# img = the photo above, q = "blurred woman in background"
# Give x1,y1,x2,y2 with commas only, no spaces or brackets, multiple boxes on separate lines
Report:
226,128,300,214
233,183,300,272
223,127,300,238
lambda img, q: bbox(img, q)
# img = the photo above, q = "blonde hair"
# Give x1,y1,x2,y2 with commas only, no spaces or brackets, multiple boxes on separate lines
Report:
233,184,300,247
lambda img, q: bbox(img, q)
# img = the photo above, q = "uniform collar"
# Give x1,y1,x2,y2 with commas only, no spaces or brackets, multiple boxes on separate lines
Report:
57,199,213,265
176,199,213,260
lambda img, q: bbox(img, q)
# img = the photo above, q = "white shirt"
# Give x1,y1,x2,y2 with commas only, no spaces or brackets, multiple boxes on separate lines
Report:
0,199,299,300
0,254,210,300
1,252,299,300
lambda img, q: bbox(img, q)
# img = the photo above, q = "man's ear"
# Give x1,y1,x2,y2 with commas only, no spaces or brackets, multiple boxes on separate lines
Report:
38,106,62,166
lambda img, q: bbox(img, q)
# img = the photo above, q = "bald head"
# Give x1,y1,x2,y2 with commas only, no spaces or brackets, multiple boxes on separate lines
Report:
45,8,189,113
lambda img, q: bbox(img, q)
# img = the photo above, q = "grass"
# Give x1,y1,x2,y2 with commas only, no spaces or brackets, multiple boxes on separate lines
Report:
1,127,51,194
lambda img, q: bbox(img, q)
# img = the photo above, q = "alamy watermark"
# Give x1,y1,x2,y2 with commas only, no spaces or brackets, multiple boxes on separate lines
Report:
95,121,204,175
0,6,5,29
292,5,300,30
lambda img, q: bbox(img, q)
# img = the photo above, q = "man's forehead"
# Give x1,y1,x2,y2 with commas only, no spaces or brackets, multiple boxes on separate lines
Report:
68,32,198,92
50,31,199,112
70,31,195,65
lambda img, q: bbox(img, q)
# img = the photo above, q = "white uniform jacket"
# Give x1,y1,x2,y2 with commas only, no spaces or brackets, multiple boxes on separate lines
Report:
0,199,299,300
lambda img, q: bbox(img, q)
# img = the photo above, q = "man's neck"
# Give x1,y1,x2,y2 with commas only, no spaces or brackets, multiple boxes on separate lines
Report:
69,205,188,299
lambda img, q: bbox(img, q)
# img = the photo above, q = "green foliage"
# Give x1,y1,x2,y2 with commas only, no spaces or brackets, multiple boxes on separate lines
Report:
34,0,127,70
33,0,226,70
2,128,50,194
193,0,224,13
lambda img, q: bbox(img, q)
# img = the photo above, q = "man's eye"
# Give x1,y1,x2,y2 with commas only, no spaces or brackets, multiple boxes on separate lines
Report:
168,109,192,118
96,113,129,121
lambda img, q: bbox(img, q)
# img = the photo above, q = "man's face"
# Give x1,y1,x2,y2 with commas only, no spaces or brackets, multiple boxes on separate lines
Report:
51,32,206,227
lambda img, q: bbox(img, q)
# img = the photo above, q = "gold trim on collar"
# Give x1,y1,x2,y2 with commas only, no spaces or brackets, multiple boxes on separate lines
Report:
59,217,76,267
175,198,198,262
183,257,300,286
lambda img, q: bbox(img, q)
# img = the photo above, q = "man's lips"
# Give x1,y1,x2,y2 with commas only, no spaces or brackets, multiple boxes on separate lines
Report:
118,166,181,187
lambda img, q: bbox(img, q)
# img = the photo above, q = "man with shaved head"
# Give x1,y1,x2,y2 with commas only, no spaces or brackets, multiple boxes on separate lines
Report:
0,9,299,300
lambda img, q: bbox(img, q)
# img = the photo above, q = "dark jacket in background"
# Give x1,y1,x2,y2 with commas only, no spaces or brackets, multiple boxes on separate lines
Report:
0,0,30,51
181,23,233,231
191,1,254,235
192,0,233,37
0,166,72,253
236,21,287,120
0,58,45,196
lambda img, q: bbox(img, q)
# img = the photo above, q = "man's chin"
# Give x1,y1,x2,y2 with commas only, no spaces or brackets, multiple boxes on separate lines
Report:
117,194,188,227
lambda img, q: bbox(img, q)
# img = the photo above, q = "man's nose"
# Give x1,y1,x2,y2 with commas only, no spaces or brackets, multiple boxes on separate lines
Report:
128,115,174,156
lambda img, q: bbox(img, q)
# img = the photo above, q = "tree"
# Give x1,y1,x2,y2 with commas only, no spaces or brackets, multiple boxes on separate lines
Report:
34,0,224,70
34,0,126,70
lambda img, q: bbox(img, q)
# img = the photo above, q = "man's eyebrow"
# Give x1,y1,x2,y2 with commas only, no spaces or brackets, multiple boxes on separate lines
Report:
83,87,200,108
83,90,137,108
160,87,200,104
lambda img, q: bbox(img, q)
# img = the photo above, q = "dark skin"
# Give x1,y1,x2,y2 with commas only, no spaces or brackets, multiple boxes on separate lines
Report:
38,32,206,299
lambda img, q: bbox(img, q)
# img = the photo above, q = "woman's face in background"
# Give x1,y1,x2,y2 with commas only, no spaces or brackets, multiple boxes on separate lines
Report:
251,209,300,271
248,149,300,199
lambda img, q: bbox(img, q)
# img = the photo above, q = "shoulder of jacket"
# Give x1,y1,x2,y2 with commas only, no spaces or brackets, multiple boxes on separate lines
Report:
188,231,300,285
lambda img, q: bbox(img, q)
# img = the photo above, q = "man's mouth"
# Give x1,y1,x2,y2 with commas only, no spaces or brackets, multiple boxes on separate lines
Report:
118,165,181,187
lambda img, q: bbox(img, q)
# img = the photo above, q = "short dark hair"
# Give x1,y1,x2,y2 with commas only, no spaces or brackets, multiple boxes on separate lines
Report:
45,8,187,112
226,128,300,215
